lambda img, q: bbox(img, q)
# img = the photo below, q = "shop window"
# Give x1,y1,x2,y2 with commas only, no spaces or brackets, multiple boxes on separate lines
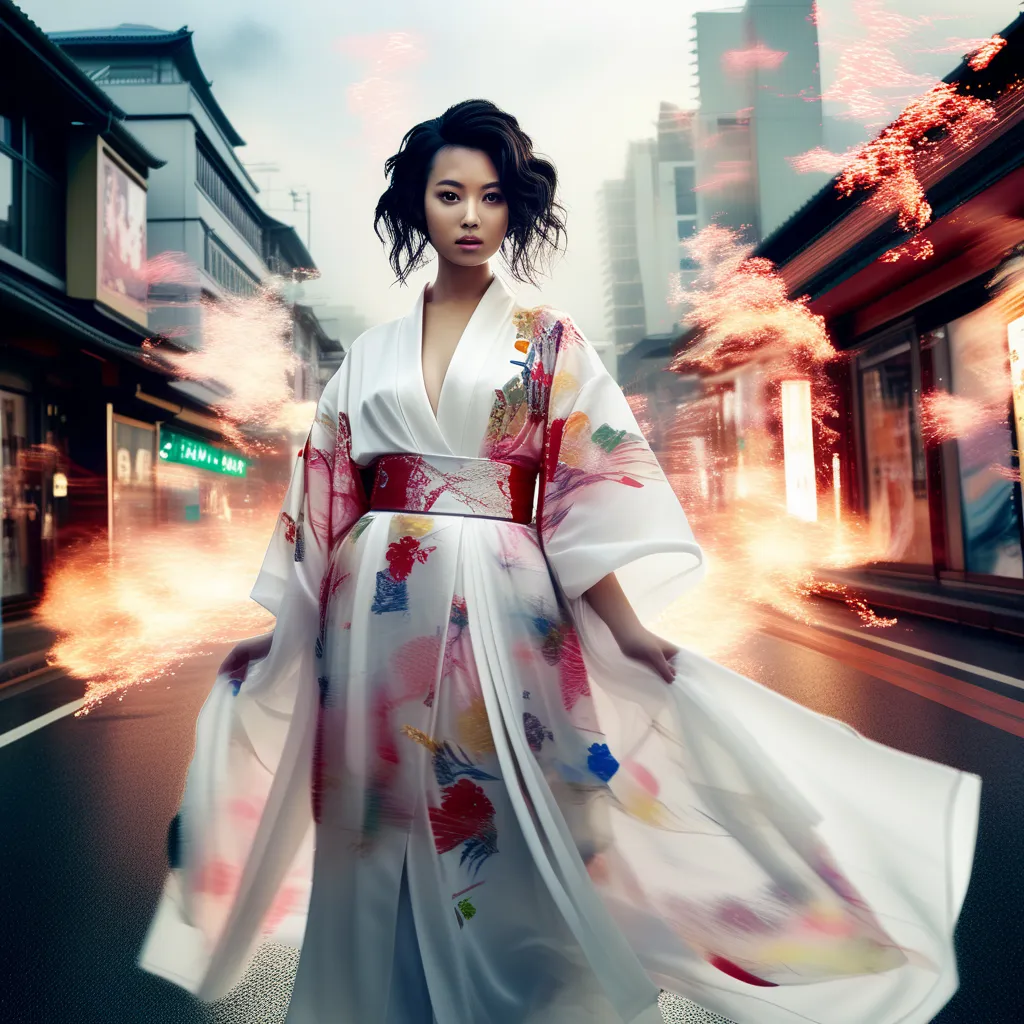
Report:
947,311,1023,578
858,333,933,565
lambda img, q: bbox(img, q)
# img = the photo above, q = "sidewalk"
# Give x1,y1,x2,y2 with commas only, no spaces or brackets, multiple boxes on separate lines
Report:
820,569,1024,638
0,616,57,688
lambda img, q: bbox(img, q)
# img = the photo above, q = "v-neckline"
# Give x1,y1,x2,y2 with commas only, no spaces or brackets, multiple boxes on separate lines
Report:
417,276,499,428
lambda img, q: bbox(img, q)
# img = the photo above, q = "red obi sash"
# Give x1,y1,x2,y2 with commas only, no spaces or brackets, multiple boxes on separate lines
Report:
368,454,536,525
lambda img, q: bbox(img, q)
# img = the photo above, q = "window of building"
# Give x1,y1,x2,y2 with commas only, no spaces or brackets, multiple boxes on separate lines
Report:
196,142,264,255
0,113,65,276
674,165,696,217
205,233,260,296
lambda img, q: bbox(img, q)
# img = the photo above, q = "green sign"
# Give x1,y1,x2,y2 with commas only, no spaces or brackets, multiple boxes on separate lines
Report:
159,429,248,477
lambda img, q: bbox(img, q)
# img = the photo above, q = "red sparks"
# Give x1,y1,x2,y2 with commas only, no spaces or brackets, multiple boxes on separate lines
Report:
966,35,1006,71
835,82,996,233
880,238,934,263
723,44,788,74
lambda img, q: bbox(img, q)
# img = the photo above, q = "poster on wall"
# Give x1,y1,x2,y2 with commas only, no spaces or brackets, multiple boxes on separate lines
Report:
100,153,148,311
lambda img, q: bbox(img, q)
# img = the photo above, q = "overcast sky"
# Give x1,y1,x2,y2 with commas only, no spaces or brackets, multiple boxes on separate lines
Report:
22,0,1020,338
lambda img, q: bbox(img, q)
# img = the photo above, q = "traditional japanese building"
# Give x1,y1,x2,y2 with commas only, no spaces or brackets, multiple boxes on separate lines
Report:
677,11,1024,623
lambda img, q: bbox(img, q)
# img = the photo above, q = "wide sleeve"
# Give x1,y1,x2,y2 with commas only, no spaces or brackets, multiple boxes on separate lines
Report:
250,356,369,616
537,316,704,624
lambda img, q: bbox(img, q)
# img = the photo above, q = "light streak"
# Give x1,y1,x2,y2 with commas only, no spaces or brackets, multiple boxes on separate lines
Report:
781,380,818,522
832,453,841,522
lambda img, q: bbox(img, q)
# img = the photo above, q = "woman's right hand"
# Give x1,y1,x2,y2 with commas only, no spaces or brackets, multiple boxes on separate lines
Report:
218,631,274,680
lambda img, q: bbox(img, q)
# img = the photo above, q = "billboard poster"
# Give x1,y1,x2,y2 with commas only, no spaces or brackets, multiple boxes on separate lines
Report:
100,152,148,310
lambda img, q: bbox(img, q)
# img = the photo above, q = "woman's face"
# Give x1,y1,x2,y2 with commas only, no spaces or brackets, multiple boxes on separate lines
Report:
423,146,509,269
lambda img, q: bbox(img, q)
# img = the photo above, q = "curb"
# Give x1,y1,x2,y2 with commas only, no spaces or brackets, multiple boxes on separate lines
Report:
817,581,1024,638
0,652,53,689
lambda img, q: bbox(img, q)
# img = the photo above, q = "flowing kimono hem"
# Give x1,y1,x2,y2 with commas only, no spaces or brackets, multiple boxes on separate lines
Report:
137,872,210,996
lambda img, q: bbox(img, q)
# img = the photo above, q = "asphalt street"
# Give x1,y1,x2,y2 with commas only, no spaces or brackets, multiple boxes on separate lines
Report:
0,603,1021,1024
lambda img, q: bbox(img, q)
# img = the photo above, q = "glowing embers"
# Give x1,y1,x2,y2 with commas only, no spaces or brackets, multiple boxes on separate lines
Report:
781,381,818,523
967,35,1007,71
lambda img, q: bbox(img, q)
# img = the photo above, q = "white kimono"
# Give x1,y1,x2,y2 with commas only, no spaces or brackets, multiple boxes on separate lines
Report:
138,275,980,1024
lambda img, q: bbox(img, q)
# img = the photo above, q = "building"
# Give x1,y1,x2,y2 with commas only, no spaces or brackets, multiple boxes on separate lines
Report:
692,0,828,243
0,0,186,613
46,23,338,544
600,103,698,391
680,10,1024,608
48,25,277,338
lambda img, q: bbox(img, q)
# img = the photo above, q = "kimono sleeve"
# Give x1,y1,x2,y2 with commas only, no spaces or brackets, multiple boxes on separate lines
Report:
538,319,704,624
250,358,368,616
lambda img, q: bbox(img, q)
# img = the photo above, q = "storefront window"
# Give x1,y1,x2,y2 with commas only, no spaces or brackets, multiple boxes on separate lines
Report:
111,417,157,550
947,310,1024,578
859,333,933,565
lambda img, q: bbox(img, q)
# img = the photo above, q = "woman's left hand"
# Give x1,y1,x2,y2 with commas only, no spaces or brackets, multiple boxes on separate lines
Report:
614,625,679,684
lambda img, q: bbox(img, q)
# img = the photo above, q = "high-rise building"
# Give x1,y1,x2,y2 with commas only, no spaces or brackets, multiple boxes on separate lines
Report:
693,0,828,243
600,103,699,378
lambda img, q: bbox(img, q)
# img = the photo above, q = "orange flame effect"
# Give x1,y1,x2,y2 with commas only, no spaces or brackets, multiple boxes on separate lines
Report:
38,517,277,715
38,255,316,708
658,227,893,652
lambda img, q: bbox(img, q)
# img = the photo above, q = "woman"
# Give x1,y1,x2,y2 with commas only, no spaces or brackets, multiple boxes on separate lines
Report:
139,100,980,1024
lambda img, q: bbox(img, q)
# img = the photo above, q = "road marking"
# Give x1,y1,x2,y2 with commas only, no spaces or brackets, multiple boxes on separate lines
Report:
815,620,1024,691
762,617,1024,739
0,699,87,750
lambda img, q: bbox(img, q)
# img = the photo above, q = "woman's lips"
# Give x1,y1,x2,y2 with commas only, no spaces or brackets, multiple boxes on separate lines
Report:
456,240,483,249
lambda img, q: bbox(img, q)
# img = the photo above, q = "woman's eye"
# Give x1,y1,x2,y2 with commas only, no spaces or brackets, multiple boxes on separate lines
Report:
484,193,504,203
439,191,459,202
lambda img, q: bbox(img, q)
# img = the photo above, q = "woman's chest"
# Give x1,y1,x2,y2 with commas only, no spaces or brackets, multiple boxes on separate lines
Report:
347,322,543,465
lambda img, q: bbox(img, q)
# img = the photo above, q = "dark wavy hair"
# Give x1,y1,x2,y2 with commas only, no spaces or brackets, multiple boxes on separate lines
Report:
374,99,566,285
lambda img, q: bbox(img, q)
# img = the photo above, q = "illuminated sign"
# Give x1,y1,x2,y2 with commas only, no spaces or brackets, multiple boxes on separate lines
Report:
159,429,248,477
781,379,818,522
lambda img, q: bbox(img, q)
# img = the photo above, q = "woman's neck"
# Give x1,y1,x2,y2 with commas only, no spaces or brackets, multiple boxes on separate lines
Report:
428,257,494,306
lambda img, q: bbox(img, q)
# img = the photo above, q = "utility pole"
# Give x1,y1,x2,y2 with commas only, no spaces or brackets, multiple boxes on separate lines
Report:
289,188,313,254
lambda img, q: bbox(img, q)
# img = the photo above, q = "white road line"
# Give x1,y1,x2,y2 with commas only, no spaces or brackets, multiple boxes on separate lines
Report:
815,621,1024,691
0,699,87,750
